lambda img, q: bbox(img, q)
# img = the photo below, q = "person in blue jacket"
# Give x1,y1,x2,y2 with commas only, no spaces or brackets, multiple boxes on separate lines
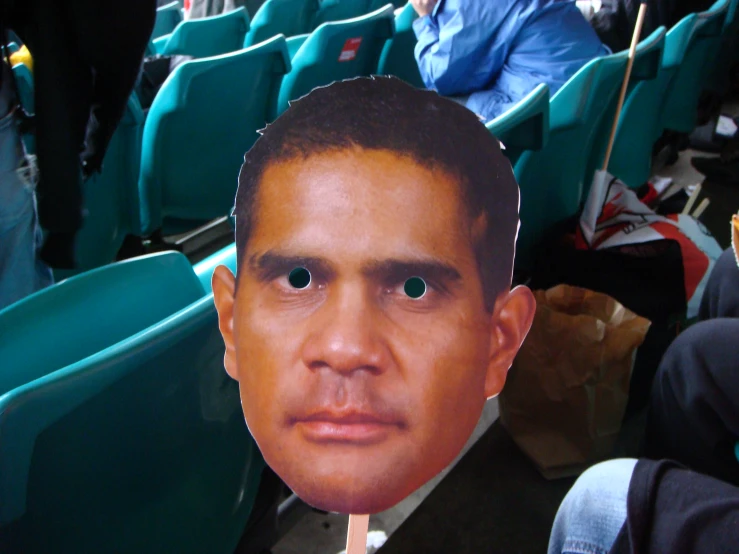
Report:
410,0,611,122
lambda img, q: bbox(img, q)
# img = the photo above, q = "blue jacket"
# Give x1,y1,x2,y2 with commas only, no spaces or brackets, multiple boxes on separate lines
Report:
413,0,611,122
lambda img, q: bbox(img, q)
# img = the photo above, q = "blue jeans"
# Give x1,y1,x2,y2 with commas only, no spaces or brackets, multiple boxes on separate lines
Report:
548,459,637,554
0,66,53,312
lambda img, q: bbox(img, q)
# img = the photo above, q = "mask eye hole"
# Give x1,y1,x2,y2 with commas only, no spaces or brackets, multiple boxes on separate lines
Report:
404,276,427,299
288,267,311,289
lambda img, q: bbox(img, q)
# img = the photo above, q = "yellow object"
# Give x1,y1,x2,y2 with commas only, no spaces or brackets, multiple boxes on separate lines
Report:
9,45,32,72
732,213,739,268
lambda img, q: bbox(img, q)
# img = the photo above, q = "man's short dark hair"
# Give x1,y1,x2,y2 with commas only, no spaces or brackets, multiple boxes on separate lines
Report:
234,76,519,310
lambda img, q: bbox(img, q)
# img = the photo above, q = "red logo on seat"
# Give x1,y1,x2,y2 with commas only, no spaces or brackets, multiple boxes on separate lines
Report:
338,37,362,62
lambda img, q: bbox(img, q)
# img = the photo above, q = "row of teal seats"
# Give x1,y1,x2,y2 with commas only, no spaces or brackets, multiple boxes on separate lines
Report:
150,0,406,58
11,3,419,282
0,248,281,553
484,0,735,270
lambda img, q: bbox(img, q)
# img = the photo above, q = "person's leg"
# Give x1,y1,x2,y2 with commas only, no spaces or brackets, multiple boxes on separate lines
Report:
0,68,53,311
643,318,739,486
548,459,637,554
698,247,739,321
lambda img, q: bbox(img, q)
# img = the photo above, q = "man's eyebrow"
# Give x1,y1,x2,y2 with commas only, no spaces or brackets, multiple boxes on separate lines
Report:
362,259,462,283
247,252,334,278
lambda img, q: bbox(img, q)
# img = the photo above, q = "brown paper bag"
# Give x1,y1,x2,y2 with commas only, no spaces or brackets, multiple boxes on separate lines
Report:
499,284,651,479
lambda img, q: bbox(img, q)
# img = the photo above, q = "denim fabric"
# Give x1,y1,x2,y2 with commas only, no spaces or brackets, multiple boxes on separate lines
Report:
0,64,53,312
548,459,637,554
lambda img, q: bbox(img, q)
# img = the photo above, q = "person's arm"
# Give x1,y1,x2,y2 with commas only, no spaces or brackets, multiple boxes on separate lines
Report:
412,0,508,96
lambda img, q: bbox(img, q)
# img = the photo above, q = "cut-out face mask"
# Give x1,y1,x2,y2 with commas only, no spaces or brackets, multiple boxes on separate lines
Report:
212,77,535,515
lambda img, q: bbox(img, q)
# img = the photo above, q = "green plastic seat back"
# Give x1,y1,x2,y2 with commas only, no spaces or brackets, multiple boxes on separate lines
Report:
152,1,183,40
276,4,395,117
486,83,550,169
0,294,266,553
708,0,739,91
160,7,250,58
244,0,319,47
583,27,665,191
193,243,238,293
376,2,424,88
312,0,370,28
609,22,691,189
661,0,730,133
0,252,205,398
138,36,291,235
511,51,629,269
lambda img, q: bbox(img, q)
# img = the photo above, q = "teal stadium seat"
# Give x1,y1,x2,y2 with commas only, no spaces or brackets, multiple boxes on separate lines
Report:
708,0,738,93
152,1,183,40
312,0,370,28
138,35,291,237
660,0,730,134
377,2,424,88
510,51,630,270
586,27,666,191
275,4,396,117
155,7,250,58
485,83,550,170
244,0,319,47
608,22,693,189
0,251,270,553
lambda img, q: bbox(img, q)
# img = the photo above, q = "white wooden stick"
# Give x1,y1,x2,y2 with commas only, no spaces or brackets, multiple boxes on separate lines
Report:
691,198,710,219
682,183,702,214
602,3,648,171
346,515,370,554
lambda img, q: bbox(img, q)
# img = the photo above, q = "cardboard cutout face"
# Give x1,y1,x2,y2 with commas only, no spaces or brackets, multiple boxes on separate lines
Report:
213,77,535,515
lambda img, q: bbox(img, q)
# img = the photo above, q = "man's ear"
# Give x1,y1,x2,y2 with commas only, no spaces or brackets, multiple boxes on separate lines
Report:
484,285,536,399
212,265,239,381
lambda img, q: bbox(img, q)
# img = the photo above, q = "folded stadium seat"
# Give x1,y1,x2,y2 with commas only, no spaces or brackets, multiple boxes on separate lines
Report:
608,21,696,189
485,83,550,171
376,1,424,88
583,26,666,194
311,0,369,28
274,4,396,117
138,35,290,237
243,0,319,47
0,251,276,553
707,0,738,94
509,50,630,271
660,0,730,134
152,1,183,40
154,7,250,58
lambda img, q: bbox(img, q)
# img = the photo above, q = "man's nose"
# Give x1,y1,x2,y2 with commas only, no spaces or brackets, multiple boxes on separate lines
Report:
300,284,389,376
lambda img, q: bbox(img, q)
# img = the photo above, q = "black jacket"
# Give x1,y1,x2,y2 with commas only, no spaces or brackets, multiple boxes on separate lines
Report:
6,0,156,268
591,0,714,53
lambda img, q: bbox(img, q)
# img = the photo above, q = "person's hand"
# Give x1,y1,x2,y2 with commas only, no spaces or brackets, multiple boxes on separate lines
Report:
410,0,437,17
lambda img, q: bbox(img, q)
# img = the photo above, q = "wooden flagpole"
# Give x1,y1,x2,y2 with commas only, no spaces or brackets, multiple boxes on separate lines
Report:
602,2,648,171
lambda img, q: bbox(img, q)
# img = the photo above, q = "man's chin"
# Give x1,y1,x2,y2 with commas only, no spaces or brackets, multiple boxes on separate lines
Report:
291,479,408,515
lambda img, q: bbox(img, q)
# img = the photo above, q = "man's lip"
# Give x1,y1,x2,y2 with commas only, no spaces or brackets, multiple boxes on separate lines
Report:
296,411,396,425
292,411,403,444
